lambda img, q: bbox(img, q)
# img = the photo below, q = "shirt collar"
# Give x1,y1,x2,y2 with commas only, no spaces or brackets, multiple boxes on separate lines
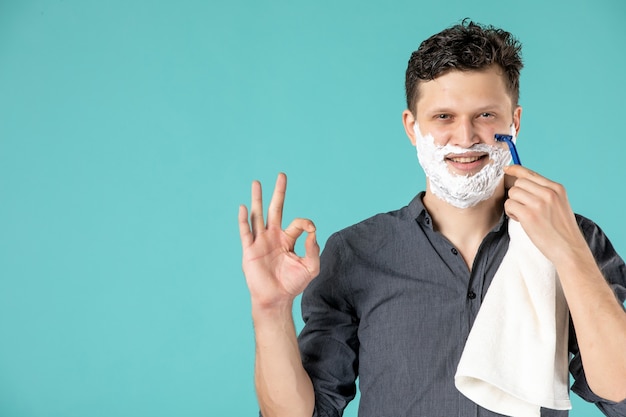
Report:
408,191,508,233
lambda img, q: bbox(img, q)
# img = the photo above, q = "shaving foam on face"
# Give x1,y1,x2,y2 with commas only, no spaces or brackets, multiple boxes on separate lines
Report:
414,124,515,209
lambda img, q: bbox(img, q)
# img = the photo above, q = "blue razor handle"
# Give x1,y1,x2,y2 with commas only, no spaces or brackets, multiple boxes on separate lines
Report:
494,134,521,165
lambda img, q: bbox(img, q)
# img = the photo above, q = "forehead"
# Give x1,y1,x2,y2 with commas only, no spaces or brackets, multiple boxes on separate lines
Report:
416,66,513,113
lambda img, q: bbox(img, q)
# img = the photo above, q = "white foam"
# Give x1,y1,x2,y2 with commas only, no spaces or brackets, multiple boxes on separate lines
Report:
414,124,514,208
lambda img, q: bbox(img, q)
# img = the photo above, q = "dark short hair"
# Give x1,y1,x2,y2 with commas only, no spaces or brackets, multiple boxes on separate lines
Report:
405,20,523,114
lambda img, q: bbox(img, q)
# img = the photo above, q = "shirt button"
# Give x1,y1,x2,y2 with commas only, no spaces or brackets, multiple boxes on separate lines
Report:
425,218,431,225
451,248,458,255
467,291,477,299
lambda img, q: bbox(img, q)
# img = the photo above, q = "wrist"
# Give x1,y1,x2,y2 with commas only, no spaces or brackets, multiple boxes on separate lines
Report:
251,298,295,323
552,241,596,276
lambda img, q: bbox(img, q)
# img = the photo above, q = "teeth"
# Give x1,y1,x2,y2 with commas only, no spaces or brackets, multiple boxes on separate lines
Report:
450,156,482,163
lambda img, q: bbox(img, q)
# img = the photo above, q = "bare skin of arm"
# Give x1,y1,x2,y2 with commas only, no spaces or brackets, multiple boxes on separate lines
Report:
238,173,320,417
504,164,626,402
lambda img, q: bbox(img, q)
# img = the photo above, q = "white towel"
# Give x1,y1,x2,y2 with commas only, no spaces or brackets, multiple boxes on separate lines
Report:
455,219,571,417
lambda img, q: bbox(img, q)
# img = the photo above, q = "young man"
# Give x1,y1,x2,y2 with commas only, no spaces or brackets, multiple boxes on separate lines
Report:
238,21,626,416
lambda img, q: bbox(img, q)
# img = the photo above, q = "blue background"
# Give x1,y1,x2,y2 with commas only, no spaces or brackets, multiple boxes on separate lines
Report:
0,1,624,416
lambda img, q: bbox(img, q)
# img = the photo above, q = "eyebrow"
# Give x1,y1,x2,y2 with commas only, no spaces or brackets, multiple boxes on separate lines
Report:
425,104,508,114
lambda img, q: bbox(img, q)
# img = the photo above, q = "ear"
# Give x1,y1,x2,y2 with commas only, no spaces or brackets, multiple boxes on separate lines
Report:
402,109,417,146
513,106,522,137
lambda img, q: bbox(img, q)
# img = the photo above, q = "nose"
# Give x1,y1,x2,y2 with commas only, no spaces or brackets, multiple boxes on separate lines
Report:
451,119,480,148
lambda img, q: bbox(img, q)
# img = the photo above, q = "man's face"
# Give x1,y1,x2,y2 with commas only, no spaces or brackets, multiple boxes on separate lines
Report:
410,65,521,177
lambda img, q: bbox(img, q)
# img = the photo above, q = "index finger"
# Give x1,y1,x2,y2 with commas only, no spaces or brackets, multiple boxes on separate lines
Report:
266,172,287,228
504,164,551,187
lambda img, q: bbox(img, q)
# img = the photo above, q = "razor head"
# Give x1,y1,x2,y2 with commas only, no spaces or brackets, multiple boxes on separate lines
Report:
494,134,513,142
494,133,521,165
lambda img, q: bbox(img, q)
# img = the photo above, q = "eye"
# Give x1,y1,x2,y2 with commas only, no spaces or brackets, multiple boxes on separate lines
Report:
436,114,451,120
479,112,494,118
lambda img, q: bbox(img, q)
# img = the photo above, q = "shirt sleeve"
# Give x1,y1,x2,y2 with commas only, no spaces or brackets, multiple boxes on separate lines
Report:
298,232,360,417
569,215,626,416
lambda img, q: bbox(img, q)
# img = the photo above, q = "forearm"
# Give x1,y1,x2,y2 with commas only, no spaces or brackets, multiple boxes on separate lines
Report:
556,244,626,402
252,302,315,417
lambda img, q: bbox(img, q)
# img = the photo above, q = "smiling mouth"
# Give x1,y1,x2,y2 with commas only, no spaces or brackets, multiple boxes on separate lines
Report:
446,155,488,163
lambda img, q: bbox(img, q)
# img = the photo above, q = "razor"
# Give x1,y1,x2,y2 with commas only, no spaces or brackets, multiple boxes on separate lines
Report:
495,134,521,165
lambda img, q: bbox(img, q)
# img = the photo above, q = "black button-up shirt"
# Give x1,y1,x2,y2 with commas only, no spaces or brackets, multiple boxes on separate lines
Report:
298,193,626,417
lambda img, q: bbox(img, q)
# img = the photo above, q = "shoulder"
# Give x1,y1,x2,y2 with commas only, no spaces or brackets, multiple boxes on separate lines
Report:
575,213,625,281
575,213,600,233
327,194,424,255
575,213,615,249
307,194,425,303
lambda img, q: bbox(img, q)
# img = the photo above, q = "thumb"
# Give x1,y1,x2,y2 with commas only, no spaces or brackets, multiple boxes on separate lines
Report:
504,172,517,190
303,230,321,277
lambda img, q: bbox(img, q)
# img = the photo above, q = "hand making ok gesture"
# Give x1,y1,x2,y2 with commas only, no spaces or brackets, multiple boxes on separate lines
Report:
238,173,320,310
